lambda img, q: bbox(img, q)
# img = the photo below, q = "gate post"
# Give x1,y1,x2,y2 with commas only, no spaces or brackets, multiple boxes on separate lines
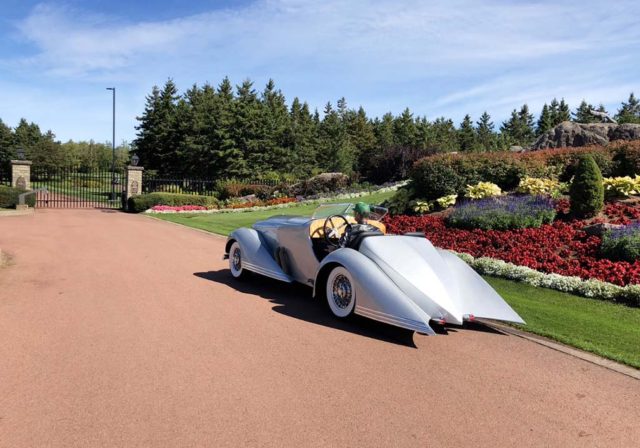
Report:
11,159,32,190
125,165,144,209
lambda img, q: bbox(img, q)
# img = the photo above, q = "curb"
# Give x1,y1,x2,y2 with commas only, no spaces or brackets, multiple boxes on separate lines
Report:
479,319,640,381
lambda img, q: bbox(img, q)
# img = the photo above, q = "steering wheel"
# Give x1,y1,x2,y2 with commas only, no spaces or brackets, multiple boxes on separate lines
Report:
323,214,352,248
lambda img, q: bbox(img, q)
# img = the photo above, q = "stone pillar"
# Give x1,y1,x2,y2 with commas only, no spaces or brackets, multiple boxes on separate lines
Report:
11,160,32,190
125,165,144,207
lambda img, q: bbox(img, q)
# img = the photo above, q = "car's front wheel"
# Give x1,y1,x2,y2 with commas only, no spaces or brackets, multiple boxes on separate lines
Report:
325,266,356,318
228,241,246,279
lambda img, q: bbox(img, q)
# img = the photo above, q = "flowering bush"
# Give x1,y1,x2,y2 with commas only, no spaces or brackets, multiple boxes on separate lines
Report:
516,177,565,197
383,209,640,287
465,181,502,199
435,194,457,209
601,222,640,262
602,176,640,197
446,195,556,230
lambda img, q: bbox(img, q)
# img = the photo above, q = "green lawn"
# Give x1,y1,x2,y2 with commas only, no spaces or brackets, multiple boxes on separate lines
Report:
486,276,640,368
153,190,395,236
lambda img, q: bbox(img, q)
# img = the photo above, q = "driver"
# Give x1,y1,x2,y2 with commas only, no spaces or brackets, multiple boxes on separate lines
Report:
354,201,370,225
352,202,379,232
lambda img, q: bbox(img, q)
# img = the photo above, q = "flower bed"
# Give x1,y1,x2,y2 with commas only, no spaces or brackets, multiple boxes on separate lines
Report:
151,205,208,212
383,209,640,287
446,195,556,230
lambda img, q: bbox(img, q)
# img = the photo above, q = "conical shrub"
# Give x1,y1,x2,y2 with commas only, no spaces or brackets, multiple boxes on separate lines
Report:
569,154,604,218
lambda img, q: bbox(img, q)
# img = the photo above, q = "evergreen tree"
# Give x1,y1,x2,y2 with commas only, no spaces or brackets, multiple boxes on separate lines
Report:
573,100,596,123
616,93,640,124
501,105,534,146
317,102,354,173
0,119,14,167
476,112,496,151
427,117,458,152
549,98,560,126
536,104,553,136
557,99,571,123
259,79,291,172
233,79,262,175
393,108,417,148
457,114,477,152
287,98,317,176
346,106,377,176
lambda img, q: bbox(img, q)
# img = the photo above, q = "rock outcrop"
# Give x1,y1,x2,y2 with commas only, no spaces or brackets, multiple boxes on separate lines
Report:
532,121,640,150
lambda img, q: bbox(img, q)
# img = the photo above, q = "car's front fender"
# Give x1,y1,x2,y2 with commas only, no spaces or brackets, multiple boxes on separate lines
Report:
227,228,293,283
314,248,435,334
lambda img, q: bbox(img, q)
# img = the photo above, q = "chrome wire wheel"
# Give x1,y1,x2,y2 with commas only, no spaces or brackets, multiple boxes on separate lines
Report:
326,266,356,318
229,242,244,278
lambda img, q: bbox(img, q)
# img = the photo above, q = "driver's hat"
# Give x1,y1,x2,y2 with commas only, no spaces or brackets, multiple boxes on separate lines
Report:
354,202,370,216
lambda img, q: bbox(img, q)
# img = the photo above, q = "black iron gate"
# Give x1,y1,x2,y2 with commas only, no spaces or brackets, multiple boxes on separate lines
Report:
31,166,126,209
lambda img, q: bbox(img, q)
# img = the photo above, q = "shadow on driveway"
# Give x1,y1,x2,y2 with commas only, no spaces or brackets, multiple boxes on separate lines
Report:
194,269,420,347
195,270,505,346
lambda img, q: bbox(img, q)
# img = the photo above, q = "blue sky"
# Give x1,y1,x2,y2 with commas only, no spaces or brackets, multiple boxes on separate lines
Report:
0,0,639,144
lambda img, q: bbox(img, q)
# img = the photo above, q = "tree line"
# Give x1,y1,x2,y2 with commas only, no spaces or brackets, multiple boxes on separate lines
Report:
135,78,640,182
2,77,639,184
0,118,129,171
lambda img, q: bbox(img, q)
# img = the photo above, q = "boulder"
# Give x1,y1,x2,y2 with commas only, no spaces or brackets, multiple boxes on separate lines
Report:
532,121,640,150
581,222,623,237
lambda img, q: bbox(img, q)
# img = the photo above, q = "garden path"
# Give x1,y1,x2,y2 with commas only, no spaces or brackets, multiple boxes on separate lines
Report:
0,209,638,447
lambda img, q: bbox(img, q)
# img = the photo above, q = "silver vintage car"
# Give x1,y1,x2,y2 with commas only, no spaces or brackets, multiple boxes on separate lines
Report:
224,203,524,335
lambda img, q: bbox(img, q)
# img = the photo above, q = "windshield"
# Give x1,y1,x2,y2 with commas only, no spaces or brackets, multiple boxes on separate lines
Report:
311,203,388,220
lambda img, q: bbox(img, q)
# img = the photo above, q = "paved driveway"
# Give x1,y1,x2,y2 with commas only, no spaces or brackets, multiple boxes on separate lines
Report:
0,209,638,447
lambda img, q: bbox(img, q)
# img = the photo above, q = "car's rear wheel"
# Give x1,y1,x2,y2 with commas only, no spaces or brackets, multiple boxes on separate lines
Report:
325,266,356,318
229,241,246,279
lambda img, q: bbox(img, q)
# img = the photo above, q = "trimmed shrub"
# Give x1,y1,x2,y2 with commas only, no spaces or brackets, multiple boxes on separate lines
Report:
446,195,556,230
127,193,219,213
601,223,640,263
569,155,604,218
0,185,36,208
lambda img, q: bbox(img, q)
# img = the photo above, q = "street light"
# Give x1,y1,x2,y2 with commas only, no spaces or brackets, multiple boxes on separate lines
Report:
16,147,25,160
106,87,116,200
131,154,140,166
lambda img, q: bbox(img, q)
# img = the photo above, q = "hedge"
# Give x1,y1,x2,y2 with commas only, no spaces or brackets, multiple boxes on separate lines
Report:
410,141,640,200
0,185,36,208
127,193,220,213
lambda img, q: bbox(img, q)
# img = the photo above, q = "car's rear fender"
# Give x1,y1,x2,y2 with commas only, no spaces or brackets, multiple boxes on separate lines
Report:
227,228,293,283
314,248,436,335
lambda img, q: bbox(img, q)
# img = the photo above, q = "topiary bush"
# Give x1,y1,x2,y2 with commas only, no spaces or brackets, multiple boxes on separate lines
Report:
127,193,219,213
446,195,556,230
0,185,36,208
569,154,604,218
288,172,350,197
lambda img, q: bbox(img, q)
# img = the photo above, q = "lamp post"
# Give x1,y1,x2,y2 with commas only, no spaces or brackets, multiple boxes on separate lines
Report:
106,87,116,200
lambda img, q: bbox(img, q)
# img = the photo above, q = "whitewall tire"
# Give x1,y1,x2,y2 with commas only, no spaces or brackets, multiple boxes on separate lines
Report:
229,242,246,279
326,266,356,318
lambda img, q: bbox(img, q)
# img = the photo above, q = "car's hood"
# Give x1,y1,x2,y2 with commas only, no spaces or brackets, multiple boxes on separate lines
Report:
358,236,465,324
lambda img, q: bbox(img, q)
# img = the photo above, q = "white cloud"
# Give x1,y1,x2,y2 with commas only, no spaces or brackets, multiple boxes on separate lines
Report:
1,0,639,140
